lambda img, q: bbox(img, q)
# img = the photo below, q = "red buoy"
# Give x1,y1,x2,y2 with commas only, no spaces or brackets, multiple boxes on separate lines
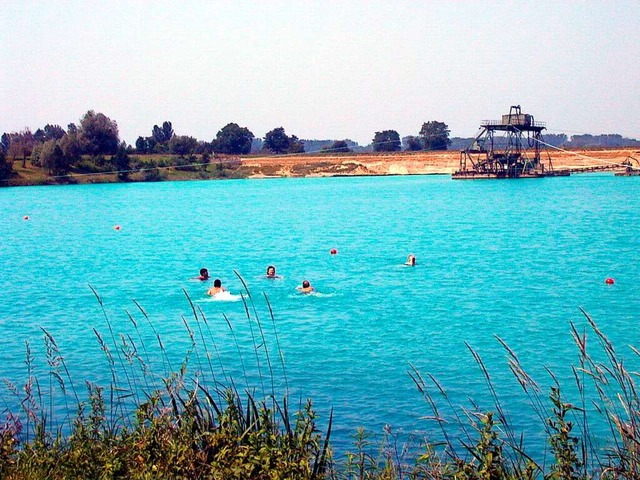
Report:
330,248,338,255
605,277,615,285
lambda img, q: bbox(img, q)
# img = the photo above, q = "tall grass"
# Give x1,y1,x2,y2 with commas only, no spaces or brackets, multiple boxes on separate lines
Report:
1,284,640,479
0,278,331,479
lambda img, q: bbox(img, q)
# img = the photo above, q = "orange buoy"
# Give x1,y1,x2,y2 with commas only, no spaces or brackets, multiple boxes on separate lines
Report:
23,215,29,220
605,277,615,285
114,225,121,231
330,248,338,255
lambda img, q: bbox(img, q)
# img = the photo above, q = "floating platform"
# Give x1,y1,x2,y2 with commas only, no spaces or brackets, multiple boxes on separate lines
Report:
614,157,640,176
614,169,640,177
452,106,635,180
452,169,570,180
453,106,560,180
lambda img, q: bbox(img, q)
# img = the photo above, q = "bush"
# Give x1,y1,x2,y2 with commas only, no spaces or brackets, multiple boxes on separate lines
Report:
0,150,12,181
142,167,167,182
74,159,101,173
174,155,198,171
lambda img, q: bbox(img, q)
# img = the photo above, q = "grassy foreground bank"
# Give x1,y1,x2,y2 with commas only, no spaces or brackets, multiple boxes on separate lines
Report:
1,285,639,479
3,154,247,187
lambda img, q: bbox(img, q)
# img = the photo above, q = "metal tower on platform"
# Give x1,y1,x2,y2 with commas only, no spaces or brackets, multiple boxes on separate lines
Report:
453,106,566,179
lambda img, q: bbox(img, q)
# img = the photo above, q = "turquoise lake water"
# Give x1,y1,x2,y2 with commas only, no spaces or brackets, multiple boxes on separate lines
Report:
1,174,639,456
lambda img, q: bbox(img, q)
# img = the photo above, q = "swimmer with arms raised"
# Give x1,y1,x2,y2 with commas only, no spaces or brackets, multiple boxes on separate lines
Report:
297,280,314,294
207,279,226,296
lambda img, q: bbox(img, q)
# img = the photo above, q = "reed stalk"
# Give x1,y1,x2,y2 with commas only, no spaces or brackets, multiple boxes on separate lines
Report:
3,290,640,479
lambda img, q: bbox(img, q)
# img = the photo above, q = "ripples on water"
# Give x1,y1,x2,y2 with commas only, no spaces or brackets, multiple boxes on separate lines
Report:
1,174,639,454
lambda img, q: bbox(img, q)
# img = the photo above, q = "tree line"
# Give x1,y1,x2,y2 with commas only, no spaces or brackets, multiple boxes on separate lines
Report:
4,109,636,183
0,110,455,182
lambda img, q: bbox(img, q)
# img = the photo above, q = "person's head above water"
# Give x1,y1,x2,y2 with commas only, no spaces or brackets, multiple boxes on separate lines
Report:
266,265,276,277
406,254,416,266
199,268,209,279
207,278,225,296
302,280,310,288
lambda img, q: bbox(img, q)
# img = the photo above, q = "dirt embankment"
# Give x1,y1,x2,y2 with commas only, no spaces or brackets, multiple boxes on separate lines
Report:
5,148,638,187
239,148,640,178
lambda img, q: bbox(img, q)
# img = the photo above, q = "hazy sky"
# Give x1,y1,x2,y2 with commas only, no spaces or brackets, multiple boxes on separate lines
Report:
2,1,639,146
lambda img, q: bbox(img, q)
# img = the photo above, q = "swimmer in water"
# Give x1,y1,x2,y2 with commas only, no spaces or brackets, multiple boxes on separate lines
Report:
405,254,416,266
197,268,210,280
297,280,314,294
266,265,280,279
207,279,226,296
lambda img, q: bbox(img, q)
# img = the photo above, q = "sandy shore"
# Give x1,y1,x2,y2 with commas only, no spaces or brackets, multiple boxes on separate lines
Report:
240,148,640,178
6,148,638,187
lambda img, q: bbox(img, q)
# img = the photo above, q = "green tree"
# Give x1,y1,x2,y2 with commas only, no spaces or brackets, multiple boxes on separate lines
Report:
1,133,10,153
419,121,451,151
373,130,401,152
169,135,199,155
44,124,66,141
213,123,254,154
263,127,290,154
404,135,423,151
263,127,304,154
41,140,71,176
0,148,12,183
141,121,174,154
112,142,131,181
30,143,43,167
135,136,149,153
79,110,119,155
289,135,305,154
7,129,35,167
146,137,158,153
34,128,46,143
59,132,83,166
324,140,351,153
151,121,174,151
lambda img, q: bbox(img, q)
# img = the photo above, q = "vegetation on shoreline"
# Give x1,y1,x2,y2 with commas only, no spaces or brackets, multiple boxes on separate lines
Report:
3,154,247,187
1,151,402,187
2,108,638,187
2,276,640,478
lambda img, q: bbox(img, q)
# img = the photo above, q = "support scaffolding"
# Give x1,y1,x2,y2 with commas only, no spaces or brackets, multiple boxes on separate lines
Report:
453,106,569,179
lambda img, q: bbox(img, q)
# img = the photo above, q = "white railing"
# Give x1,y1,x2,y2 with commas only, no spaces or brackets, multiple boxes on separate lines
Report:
480,119,546,128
